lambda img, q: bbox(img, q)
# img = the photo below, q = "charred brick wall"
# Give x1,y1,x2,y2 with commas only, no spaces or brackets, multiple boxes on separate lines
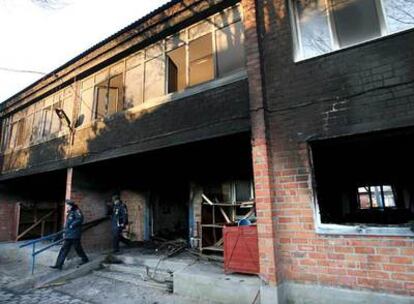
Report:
254,0,414,296
0,190,18,242
70,168,112,251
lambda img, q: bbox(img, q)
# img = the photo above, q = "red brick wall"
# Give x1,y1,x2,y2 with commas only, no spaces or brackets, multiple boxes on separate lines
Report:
245,0,414,297
242,0,278,285
271,144,414,296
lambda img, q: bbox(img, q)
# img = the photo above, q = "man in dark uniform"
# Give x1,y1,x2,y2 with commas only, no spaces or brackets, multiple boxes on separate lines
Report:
111,195,129,253
50,200,89,270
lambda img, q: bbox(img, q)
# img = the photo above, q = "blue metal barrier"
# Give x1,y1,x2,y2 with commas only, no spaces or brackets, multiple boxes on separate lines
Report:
20,230,65,275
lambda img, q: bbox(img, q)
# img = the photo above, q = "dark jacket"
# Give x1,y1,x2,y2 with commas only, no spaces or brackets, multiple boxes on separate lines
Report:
64,207,84,239
112,201,128,231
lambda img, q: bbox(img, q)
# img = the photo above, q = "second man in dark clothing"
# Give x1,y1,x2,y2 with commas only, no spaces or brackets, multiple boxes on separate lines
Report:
111,195,129,253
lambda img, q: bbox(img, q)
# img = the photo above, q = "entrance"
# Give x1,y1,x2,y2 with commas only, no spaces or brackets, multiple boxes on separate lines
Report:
150,181,189,240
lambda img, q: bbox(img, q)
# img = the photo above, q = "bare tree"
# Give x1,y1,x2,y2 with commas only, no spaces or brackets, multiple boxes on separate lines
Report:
31,0,67,9
0,0,67,9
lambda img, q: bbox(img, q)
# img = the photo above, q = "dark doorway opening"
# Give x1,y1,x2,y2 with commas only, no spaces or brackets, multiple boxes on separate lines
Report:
150,181,189,240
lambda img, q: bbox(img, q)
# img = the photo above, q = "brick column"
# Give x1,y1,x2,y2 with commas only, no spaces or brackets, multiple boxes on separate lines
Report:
241,0,278,285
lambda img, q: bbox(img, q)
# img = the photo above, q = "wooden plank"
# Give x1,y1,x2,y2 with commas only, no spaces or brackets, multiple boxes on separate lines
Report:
219,207,231,224
201,194,214,205
241,207,255,220
16,209,55,241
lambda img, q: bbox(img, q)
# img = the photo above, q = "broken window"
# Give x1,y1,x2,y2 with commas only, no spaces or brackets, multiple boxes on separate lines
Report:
189,33,214,86
311,129,414,226
291,0,414,60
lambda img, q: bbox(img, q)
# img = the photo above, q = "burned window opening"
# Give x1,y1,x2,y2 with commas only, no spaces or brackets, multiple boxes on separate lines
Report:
311,129,414,226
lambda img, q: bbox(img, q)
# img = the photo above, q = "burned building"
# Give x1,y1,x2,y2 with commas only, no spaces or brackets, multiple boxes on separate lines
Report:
1,0,414,303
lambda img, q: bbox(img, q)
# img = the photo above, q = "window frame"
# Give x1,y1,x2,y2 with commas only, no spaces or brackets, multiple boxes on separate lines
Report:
290,0,413,61
308,143,414,237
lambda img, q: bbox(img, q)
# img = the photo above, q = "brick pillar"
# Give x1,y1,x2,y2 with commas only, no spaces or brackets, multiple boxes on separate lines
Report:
242,0,278,285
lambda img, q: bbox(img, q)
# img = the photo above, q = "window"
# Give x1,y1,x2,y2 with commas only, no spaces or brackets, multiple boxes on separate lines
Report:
144,56,165,101
76,4,245,125
1,117,10,151
167,46,186,93
189,33,214,86
291,0,414,60
42,106,53,137
79,88,94,125
311,130,414,226
95,73,124,118
215,21,246,77
358,185,396,209
234,180,253,202
50,97,62,135
125,53,144,108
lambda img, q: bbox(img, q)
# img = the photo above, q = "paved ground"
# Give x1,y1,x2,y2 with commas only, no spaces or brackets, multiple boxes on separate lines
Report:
0,259,204,304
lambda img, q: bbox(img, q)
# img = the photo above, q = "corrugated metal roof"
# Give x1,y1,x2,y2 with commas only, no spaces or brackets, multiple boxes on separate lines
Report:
1,0,181,108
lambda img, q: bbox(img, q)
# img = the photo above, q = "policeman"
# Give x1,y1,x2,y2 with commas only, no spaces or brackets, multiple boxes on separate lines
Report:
111,195,129,253
50,200,89,270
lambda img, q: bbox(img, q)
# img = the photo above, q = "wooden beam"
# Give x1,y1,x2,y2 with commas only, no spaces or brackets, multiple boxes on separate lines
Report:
16,209,55,241
219,207,231,224
201,194,214,205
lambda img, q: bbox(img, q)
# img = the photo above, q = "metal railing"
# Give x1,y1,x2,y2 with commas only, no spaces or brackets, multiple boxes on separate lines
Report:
20,230,65,275
19,216,109,275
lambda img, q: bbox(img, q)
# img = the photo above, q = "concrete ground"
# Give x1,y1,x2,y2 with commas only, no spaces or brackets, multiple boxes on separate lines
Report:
0,258,204,304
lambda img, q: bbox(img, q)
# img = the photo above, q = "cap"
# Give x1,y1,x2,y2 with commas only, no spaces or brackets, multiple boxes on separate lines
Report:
112,195,120,202
65,199,75,206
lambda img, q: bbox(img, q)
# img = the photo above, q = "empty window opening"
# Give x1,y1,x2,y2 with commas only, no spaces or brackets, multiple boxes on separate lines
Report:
167,46,187,93
311,129,414,226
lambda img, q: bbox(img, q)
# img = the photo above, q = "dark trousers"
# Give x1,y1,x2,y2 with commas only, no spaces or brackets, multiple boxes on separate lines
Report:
112,227,130,252
55,239,88,267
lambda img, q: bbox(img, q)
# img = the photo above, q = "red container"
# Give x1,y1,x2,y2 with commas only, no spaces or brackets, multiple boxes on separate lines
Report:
223,225,259,275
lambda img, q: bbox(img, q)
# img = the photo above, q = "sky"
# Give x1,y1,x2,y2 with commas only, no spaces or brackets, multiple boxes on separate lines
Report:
0,0,169,103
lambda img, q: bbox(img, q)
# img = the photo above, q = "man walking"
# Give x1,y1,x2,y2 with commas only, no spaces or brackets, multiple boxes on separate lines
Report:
50,200,89,270
111,195,129,253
